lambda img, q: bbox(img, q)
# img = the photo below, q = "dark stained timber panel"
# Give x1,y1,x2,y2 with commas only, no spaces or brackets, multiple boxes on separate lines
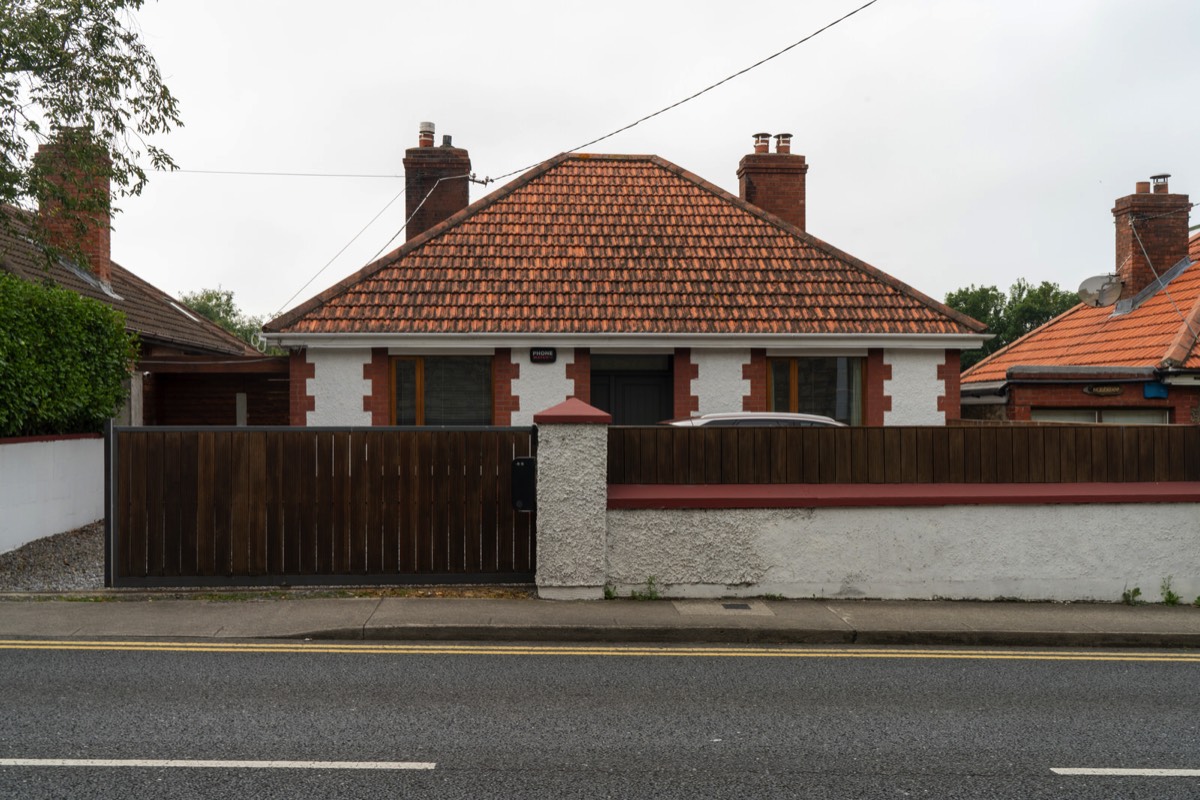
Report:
110,427,537,587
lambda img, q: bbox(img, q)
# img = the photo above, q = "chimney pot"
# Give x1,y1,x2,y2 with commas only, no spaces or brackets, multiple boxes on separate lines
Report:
738,131,809,231
418,121,435,147
1136,181,1151,194
442,134,453,147
1151,173,1170,193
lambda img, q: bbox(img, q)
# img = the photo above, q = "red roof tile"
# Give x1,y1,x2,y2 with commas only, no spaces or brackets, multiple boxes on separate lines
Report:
268,154,981,336
963,248,1200,383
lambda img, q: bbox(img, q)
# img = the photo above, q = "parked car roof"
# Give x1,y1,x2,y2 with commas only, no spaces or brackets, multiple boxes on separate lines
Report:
665,412,846,427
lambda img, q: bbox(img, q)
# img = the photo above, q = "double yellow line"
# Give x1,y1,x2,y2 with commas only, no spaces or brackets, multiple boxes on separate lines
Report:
1,639,1197,662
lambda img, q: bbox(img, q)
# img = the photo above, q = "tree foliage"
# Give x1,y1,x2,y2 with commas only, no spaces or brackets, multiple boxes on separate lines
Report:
0,273,137,436
0,0,180,228
946,279,1079,369
179,287,274,352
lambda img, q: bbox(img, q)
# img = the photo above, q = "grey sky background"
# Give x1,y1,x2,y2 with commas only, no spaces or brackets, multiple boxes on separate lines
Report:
109,0,1199,323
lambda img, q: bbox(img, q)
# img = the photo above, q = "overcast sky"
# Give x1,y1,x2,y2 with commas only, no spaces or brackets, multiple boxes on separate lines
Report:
109,0,1200,323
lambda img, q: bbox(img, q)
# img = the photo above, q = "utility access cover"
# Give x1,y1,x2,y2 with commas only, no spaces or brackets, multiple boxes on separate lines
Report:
672,600,776,617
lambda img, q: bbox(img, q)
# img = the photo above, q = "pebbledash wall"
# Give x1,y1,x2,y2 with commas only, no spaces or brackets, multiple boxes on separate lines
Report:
0,435,104,553
532,402,1200,603
292,346,959,426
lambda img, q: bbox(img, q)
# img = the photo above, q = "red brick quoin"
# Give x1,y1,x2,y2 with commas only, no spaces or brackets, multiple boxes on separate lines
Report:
362,347,390,425
742,349,767,411
864,349,892,426
565,348,591,404
493,348,520,425
937,350,961,421
673,348,699,419
289,350,315,426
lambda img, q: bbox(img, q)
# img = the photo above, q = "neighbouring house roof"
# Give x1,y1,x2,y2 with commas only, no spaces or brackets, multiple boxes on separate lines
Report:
266,154,984,339
962,232,1200,384
0,208,254,357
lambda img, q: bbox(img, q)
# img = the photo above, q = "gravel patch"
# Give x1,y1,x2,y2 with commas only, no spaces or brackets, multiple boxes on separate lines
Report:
0,521,104,592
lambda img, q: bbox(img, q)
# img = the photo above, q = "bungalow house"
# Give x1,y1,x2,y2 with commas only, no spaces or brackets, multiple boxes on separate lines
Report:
0,132,289,426
264,124,987,426
961,176,1200,424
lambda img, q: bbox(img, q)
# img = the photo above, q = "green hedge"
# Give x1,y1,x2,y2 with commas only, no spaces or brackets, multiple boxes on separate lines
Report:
0,273,137,437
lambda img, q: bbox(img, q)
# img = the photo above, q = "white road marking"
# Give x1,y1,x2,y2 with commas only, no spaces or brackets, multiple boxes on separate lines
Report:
0,759,434,770
1052,768,1200,777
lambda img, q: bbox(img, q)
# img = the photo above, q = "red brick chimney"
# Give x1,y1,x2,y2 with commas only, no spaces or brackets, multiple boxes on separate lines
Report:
737,131,808,231
402,121,471,242
1112,174,1191,300
34,129,112,283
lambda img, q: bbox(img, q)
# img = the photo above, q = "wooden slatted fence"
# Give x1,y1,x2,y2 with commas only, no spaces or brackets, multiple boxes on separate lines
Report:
607,425,1200,485
107,426,536,587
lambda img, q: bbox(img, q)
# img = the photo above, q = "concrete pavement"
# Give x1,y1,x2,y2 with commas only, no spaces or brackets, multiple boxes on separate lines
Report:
1,594,1199,647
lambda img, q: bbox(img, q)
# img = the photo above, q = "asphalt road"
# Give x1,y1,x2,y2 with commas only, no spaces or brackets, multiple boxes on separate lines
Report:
1,641,1198,799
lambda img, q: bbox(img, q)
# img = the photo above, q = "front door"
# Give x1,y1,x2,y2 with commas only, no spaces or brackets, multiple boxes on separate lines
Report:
591,354,673,424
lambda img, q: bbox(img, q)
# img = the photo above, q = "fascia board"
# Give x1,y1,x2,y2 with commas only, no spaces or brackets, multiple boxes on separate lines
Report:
265,332,992,351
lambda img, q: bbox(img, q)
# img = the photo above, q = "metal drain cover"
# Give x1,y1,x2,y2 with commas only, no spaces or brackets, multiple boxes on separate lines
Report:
722,602,752,610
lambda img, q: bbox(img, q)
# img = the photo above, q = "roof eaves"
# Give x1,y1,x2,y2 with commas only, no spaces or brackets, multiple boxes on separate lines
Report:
643,156,988,335
108,260,257,356
265,152,575,333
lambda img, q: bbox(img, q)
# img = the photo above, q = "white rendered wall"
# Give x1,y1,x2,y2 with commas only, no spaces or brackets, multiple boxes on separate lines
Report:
692,350,750,415
884,349,945,425
511,349,574,426
0,437,104,553
535,422,609,599
306,349,372,426
605,504,1200,601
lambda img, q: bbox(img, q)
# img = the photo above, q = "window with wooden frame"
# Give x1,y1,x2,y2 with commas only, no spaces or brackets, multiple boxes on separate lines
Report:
391,356,493,425
768,356,863,425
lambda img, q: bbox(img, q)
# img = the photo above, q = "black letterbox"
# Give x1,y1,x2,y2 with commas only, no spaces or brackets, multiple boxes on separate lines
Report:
511,457,536,512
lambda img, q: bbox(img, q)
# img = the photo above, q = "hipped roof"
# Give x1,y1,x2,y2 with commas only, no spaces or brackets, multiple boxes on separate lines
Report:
962,233,1200,384
267,153,983,337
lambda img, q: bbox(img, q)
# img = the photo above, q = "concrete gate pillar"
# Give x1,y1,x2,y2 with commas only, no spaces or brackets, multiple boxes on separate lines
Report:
533,398,611,600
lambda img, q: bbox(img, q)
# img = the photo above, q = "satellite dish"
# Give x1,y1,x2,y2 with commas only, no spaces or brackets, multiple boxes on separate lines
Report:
1077,274,1121,308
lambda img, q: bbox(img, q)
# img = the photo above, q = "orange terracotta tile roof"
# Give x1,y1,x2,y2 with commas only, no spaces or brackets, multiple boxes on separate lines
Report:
963,246,1200,383
268,154,982,336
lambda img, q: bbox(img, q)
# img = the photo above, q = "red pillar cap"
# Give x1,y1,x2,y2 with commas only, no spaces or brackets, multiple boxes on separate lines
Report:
533,397,612,424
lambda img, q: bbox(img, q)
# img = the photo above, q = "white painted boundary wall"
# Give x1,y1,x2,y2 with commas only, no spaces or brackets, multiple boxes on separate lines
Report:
0,436,104,553
605,505,1200,602
534,411,1200,602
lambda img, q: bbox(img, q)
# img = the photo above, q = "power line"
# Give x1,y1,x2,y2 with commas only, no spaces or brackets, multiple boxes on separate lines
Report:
485,0,884,183
268,173,472,321
366,173,472,263
167,169,402,179
270,184,408,318
267,0,883,319
1130,220,1199,341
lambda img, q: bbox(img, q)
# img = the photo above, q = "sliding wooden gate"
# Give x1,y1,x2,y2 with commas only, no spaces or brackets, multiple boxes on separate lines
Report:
105,426,536,588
